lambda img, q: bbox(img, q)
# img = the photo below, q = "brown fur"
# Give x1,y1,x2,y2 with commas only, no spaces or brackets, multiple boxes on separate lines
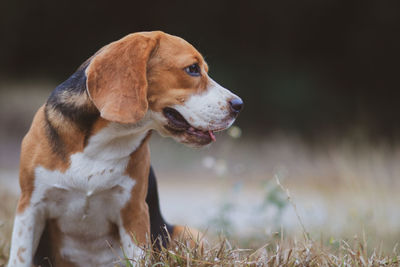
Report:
147,33,209,112
18,106,74,213
171,225,204,248
121,134,152,244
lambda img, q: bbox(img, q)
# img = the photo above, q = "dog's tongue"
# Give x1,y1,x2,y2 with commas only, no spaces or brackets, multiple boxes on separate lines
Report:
209,130,216,142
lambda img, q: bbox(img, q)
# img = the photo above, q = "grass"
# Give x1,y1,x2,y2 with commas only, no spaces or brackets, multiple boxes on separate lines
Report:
128,185,400,267
0,190,17,266
130,236,400,266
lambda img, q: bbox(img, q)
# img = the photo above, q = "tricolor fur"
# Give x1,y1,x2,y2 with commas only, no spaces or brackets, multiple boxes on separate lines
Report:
8,31,242,267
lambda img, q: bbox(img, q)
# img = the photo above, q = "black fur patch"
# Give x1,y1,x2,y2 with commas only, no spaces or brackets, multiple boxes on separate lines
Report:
147,166,174,247
45,64,100,154
47,67,99,128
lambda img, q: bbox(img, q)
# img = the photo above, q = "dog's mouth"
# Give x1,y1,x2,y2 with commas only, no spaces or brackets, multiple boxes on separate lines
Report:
163,107,216,145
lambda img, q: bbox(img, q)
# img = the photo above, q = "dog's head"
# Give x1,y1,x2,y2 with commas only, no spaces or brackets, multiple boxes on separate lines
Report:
86,31,243,147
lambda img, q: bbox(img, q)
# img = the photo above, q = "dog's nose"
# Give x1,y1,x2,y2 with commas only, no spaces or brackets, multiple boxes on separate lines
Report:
229,98,243,115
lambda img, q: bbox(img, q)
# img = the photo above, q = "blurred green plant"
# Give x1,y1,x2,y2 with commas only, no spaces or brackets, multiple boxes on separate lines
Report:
207,201,235,237
260,179,288,222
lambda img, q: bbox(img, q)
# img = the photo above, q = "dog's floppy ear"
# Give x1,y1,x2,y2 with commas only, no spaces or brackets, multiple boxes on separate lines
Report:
86,32,160,124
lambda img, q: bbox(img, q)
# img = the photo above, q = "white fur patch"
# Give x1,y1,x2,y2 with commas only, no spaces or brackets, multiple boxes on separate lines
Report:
8,207,45,267
173,79,239,131
119,227,144,263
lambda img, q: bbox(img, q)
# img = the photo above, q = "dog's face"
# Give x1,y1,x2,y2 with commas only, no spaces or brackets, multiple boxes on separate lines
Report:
86,31,242,147
146,33,242,147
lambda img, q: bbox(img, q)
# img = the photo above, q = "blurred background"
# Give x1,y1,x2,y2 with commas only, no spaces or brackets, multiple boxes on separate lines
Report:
1,0,400,253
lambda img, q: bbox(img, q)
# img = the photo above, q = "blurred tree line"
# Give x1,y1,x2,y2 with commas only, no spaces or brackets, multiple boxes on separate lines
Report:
1,0,399,140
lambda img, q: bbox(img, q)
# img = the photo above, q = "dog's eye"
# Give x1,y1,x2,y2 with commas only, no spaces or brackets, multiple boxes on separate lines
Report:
184,63,201,77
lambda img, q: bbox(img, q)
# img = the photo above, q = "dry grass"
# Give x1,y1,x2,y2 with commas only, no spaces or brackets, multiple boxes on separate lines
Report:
129,236,400,267
0,190,17,266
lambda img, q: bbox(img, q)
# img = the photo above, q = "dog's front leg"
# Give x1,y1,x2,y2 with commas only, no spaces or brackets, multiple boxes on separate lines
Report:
8,198,45,267
118,201,150,265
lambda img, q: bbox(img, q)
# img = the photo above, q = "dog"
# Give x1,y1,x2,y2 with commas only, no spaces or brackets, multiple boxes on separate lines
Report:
8,31,243,267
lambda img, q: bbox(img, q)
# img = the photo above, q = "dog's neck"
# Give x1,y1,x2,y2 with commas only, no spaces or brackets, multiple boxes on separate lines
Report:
83,121,152,161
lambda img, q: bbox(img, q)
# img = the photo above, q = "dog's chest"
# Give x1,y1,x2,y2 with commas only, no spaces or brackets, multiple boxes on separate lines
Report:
34,123,147,223
31,123,147,265
34,153,135,225
34,153,135,265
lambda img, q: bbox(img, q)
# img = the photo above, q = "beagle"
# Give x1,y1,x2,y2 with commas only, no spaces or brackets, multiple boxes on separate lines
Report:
8,31,243,267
